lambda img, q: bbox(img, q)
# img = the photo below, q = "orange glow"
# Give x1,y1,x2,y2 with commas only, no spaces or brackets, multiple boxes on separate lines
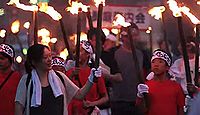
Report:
11,20,20,34
60,48,68,60
38,28,52,46
148,6,165,20
69,32,88,45
66,1,89,14
23,21,30,29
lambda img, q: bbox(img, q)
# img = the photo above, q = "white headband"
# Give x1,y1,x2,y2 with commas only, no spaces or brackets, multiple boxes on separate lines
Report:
0,44,14,58
151,50,171,66
81,40,93,54
52,57,65,67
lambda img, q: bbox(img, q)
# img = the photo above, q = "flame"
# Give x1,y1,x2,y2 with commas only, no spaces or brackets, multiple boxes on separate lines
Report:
93,0,105,7
39,5,62,20
38,28,50,37
7,0,38,11
66,1,89,14
11,20,20,34
167,0,182,17
112,14,131,27
69,32,88,45
23,21,30,29
146,27,152,34
180,6,200,24
0,8,5,16
60,48,68,60
148,6,165,20
102,28,110,36
50,37,57,43
0,29,6,38
38,28,51,46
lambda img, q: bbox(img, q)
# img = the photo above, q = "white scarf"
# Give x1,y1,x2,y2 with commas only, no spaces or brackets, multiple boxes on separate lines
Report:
31,69,63,107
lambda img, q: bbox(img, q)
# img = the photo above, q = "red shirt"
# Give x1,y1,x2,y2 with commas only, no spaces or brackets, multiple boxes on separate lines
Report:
0,71,21,115
66,67,107,115
146,80,185,115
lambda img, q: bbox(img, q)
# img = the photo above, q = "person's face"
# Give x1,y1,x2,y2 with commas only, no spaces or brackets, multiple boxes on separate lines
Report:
79,47,89,64
34,48,52,71
0,54,11,71
151,58,169,76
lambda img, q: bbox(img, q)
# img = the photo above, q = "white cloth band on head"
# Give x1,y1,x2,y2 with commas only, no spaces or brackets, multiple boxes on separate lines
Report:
81,40,93,54
52,58,65,67
106,34,117,42
0,44,14,58
151,50,171,66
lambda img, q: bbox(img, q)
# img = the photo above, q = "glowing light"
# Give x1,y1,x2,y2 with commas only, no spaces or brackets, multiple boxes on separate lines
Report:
146,27,152,34
112,14,131,27
22,48,28,55
11,20,20,34
111,28,119,35
180,6,200,24
0,8,5,16
66,1,89,14
16,56,22,63
0,29,6,38
167,0,182,17
148,6,165,20
23,22,30,29
39,5,62,21
102,28,110,36
50,37,57,43
93,0,105,7
60,48,68,60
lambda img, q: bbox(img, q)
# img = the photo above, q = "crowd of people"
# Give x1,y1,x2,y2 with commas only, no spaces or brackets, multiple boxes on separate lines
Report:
1,22,200,115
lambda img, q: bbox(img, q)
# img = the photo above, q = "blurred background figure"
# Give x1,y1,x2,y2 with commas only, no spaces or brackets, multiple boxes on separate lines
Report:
0,43,21,115
52,56,66,73
66,40,108,115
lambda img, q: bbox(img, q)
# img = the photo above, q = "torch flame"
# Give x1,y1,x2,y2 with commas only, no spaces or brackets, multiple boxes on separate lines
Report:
167,0,182,17
93,0,105,7
148,6,165,20
180,6,200,24
23,21,30,29
7,0,38,12
66,1,89,14
112,14,131,27
39,5,62,21
11,20,20,34
38,28,51,46
60,48,68,60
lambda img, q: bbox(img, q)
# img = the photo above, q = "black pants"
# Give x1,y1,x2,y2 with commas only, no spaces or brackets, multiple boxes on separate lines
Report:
111,101,144,115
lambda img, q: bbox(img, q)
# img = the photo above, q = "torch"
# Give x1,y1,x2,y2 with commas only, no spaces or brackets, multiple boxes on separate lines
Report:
148,6,169,52
195,24,200,86
167,0,193,97
86,7,94,30
146,27,153,53
0,29,7,43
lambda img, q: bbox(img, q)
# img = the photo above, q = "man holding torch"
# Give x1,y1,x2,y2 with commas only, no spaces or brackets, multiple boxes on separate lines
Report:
106,23,144,115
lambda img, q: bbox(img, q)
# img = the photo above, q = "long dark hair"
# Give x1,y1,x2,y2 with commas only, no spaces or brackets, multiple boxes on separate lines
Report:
25,44,50,74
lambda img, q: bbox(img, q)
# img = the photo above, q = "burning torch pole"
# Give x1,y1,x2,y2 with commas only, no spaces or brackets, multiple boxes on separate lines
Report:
86,7,94,30
75,8,82,87
161,12,170,52
177,17,193,93
95,3,103,69
33,10,38,44
59,19,74,60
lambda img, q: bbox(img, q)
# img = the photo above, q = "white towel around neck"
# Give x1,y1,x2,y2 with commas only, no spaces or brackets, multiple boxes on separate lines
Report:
31,69,63,107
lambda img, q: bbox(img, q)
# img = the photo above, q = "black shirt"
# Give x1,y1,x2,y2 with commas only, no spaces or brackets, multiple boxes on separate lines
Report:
30,85,64,115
